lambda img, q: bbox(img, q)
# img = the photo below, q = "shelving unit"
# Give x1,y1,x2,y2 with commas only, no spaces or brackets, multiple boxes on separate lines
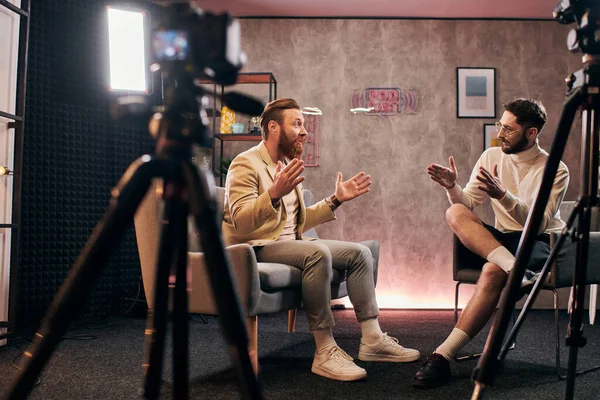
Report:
0,0,31,341
214,133,263,142
200,72,277,186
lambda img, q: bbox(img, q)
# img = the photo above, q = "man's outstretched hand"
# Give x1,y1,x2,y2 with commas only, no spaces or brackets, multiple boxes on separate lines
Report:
268,158,305,201
335,171,372,202
476,165,506,199
427,156,457,189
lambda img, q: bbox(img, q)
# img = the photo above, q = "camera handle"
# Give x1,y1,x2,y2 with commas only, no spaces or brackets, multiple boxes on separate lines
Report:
471,54,600,400
5,85,264,400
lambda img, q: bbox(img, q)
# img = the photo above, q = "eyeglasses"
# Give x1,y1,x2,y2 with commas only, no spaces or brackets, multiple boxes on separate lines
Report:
495,121,523,137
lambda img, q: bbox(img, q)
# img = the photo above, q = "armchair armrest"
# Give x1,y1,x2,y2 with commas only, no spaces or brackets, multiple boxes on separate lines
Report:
453,235,471,280
453,235,484,284
549,231,600,288
187,243,261,315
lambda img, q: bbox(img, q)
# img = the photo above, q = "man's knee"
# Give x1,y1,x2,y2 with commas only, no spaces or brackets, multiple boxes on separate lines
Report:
305,243,333,278
478,263,507,290
358,244,373,266
307,242,332,262
346,243,373,273
445,203,472,229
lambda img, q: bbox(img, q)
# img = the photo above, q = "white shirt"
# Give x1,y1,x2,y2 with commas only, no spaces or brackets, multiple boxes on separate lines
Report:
446,143,569,234
277,189,299,241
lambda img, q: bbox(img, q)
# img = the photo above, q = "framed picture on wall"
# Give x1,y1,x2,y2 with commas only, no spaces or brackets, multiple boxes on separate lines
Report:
483,123,500,151
457,67,496,118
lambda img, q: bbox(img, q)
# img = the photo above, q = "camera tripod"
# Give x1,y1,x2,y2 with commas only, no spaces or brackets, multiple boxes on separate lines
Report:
471,54,600,400
5,81,264,399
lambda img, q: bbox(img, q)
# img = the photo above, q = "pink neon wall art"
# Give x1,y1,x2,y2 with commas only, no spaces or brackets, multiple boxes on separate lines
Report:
350,87,418,116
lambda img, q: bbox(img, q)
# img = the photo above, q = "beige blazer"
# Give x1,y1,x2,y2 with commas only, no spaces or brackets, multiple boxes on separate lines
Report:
222,141,335,246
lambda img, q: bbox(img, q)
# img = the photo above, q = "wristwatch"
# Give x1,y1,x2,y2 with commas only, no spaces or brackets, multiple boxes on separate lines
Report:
326,194,343,210
271,197,281,208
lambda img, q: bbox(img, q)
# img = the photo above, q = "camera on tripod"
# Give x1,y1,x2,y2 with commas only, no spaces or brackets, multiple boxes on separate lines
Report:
7,3,266,399
553,0,600,54
112,3,263,148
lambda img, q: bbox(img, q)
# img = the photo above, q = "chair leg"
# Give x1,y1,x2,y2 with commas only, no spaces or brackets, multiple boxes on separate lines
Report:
288,309,297,333
247,316,259,376
510,309,517,347
454,282,461,324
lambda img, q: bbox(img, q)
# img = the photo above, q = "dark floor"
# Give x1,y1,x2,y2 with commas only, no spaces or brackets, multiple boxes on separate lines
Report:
1,309,599,399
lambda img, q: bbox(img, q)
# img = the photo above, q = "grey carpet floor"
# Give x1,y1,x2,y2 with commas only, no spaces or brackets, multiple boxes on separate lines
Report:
1,310,599,399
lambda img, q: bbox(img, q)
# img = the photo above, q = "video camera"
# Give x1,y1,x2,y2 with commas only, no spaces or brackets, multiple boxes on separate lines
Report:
112,2,263,147
151,3,247,85
553,0,600,54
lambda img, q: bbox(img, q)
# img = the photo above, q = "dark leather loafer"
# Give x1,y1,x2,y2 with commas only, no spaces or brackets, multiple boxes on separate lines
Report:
519,269,539,299
412,353,451,388
518,280,535,299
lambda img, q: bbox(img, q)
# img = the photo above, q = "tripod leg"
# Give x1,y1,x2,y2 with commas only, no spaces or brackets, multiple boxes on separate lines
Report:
499,202,582,361
6,157,161,400
171,198,189,399
554,289,563,379
183,162,263,400
590,285,597,325
565,107,599,400
197,314,208,324
471,86,583,399
141,192,186,400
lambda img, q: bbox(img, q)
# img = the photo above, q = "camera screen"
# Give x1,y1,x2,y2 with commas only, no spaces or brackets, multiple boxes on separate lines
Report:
152,30,189,61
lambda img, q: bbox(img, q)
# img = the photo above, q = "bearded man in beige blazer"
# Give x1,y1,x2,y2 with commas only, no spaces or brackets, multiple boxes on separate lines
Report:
223,98,420,382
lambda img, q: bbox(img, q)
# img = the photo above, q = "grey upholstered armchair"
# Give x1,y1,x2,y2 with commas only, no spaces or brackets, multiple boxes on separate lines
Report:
133,183,380,368
452,200,600,377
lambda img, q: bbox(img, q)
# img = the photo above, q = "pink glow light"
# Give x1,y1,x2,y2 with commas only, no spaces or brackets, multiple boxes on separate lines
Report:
191,0,558,19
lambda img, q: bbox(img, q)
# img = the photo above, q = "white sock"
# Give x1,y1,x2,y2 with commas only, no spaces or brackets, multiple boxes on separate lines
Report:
313,328,337,354
487,246,532,287
435,328,471,361
486,246,515,273
360,317,384,345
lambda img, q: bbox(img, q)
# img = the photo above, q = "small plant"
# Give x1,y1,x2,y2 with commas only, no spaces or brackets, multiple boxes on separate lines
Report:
218,157,232,178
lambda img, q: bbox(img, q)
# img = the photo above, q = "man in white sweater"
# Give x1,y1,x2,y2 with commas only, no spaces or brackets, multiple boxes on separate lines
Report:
413,98,569,388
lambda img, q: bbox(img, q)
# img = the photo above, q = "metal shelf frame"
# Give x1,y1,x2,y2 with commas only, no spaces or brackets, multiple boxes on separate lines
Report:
204,72,277,186
0,0,31,340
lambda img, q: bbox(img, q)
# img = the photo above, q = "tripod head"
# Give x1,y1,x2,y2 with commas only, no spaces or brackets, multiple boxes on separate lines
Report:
552,1,600,98
113,2,264,151
553,0,600,54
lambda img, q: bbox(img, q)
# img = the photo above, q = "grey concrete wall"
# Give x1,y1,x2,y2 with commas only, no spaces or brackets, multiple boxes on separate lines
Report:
224,18,588,309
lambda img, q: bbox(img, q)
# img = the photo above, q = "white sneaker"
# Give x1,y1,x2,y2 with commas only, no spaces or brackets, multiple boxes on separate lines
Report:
311,346,367,381
358,333,420,362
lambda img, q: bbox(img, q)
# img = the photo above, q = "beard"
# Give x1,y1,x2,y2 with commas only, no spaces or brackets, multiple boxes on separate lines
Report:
501,132,529,154
278,129,303,159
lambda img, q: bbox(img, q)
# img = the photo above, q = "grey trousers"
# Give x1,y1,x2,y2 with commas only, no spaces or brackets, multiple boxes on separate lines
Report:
254,239,380,330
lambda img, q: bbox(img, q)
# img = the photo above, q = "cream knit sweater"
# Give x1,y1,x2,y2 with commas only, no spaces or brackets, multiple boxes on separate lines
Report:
446,143,570,234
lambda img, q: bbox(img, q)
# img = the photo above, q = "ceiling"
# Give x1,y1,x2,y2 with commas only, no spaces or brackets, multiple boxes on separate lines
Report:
188,0,561,19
